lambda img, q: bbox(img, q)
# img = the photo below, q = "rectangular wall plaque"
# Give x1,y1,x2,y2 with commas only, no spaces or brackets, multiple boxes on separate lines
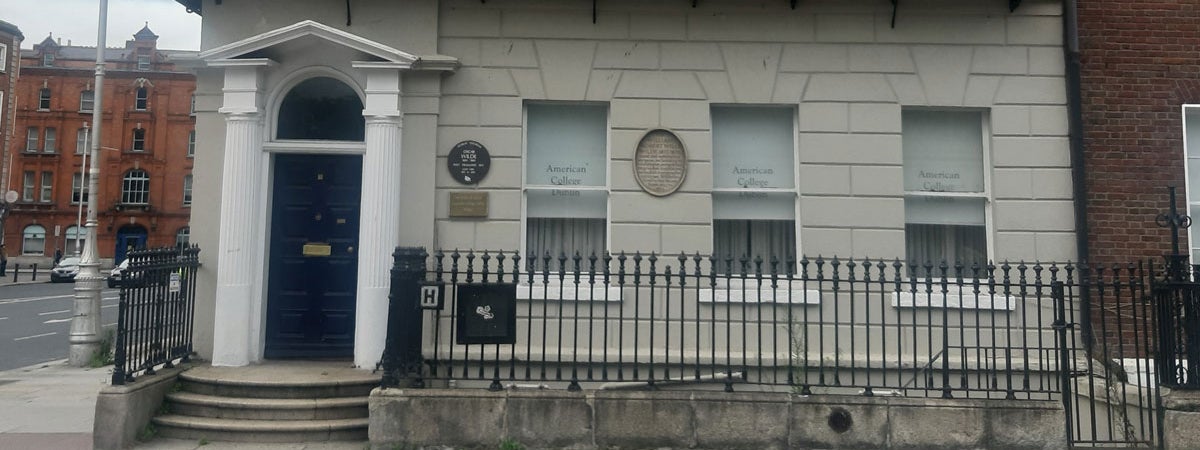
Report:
449,191,489,218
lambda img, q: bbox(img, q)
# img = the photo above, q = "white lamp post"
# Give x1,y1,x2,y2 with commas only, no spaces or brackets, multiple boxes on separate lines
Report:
69,0,107,366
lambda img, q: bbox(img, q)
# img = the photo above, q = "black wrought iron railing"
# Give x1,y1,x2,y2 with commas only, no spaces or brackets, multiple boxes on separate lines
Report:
381,249,1141,401
111,246,201,385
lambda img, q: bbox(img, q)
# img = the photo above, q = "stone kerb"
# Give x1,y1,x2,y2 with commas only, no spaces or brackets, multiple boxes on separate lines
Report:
368,387,1066,449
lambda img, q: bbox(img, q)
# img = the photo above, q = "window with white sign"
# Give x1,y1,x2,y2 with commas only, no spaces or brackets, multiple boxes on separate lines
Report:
711,106,797,273
64,226,82,256
22,225,45,255
1182,105,1200,260
524,103,608,271
902,109,991,273
0,43,7,72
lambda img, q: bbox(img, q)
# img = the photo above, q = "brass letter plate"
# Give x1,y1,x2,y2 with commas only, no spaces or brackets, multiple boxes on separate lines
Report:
302,242,332,257
449,191,489,218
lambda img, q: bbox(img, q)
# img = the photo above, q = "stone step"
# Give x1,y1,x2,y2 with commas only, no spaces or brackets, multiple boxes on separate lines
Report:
179,369,378,399
165,392,368,420
151,415,368,443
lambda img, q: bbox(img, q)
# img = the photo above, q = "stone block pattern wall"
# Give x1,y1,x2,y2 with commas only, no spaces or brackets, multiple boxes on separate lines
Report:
1077,0,1200,263
370,388,1066,450
434,0,1076,263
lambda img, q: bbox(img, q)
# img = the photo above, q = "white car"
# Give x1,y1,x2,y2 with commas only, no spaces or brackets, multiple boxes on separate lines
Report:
107,259,129,288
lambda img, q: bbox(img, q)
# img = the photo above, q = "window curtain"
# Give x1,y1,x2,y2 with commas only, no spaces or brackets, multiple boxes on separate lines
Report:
904,223,987,275
713,219,796,273
526,218,606,271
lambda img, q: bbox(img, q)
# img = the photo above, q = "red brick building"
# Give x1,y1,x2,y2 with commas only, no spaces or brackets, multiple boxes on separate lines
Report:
1077,0,1200,264
8,26,196,263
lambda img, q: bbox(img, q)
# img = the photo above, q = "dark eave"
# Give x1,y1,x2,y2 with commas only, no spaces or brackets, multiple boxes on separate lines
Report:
176,0,203,15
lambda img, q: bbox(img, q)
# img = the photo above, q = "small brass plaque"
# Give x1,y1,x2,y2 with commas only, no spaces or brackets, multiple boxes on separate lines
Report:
449,191,489,218
336,218,346,224
302,243,332,257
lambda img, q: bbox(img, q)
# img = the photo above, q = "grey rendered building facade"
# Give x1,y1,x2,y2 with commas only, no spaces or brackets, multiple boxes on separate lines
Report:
181,0,1073,367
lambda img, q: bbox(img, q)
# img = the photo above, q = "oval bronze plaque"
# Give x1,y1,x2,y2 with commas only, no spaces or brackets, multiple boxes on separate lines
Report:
633,129,687,197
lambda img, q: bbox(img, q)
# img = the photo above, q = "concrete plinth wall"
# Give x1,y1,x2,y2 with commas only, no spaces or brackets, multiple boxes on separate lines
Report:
369,388,1065,449
1163,389,1200,450
93,365,188,450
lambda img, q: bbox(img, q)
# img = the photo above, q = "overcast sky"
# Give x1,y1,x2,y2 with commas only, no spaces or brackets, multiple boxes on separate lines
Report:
5,0,201,50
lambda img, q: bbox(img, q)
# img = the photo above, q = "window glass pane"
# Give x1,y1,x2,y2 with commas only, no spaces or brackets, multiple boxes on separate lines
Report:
902,110,984,193
122,170,149,204
183,175,192,206
71,174,87,204
26,127,37,151
133,129,145,151
22,172,34,201
40,172,52,202
712,107,795,189
712,219,796,271
712,191,795,220
65,226,82,256
526,189,605,219
905,196,985,226
176,227,190,247
80,90,94,111
76,128,89,154
39,88,50,109
135,88,147,110
187,131,195,156
526,104,607,187
23,225,46,255
526,218,605,269
44,128,56,153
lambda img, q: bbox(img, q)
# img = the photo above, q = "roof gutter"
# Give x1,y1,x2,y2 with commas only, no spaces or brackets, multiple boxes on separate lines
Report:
1064,0,1089,266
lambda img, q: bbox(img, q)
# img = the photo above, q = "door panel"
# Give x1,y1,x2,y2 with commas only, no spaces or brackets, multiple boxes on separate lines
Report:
265,154,362,358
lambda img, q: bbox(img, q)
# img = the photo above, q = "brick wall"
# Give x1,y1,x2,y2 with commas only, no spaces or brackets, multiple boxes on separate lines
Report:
1077,0,1200,263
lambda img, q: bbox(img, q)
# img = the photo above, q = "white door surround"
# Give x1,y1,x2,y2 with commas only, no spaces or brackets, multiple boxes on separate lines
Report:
199,20,457,367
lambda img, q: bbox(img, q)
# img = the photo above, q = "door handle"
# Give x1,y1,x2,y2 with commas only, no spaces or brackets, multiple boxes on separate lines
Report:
347,246,355,254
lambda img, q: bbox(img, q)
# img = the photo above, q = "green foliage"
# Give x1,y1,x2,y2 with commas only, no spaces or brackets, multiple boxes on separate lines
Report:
136,423,157,442
89,328,115,368
499,437,526,450
198,437,209,446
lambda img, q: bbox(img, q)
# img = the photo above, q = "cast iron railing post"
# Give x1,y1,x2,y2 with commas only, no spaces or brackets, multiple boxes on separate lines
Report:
381,246,427,389
1052,281,1074,447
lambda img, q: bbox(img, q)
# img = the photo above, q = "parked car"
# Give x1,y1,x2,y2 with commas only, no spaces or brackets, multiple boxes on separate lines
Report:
107,259,129,288
50,257,82,283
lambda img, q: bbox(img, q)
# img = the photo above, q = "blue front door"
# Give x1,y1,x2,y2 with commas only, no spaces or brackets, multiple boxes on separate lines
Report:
114,225,147,263
265,154,362,358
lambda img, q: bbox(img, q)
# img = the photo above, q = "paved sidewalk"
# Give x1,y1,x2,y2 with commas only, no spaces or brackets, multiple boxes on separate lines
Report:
0,359,370,449
0,359,108,450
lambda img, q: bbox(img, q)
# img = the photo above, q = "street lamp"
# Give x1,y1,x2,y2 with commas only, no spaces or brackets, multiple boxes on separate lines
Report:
69,0,107,367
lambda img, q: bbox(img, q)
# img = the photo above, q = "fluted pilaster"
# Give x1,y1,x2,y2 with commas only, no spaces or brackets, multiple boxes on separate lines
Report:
354,64,405,368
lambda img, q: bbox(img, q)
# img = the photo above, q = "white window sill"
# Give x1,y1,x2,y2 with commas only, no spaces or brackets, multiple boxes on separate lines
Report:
699,279,821,305
890,287,1015,311
517,281,622,302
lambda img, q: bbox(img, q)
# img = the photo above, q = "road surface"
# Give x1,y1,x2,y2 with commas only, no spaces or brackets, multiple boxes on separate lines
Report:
0,282,120,371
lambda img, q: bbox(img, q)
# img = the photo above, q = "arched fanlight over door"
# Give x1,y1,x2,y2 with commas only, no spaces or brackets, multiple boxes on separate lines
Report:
276,77,365,141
